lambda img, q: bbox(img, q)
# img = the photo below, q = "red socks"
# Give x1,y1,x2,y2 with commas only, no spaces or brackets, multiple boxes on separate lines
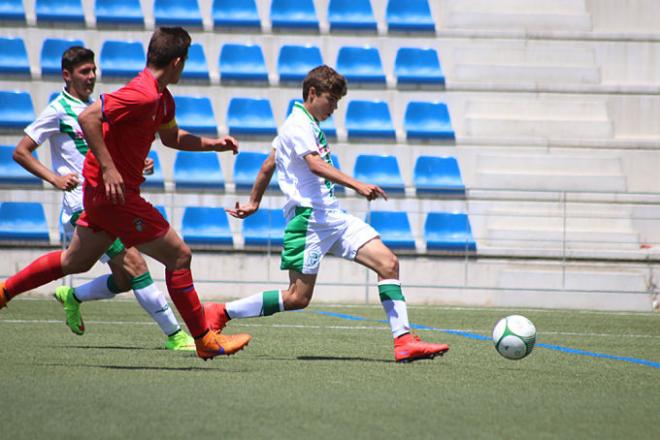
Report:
165,269,208,338
5,251,64,298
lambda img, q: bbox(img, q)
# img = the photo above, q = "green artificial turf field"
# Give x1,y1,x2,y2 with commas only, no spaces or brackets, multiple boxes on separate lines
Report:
1,298,658,439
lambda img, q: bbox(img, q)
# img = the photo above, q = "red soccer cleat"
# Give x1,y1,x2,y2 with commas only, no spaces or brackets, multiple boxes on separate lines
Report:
204,302,230,331
195,330,251,360
394,333,449,363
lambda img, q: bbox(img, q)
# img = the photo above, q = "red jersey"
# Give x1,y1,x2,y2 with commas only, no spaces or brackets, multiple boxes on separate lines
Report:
83,68,176,190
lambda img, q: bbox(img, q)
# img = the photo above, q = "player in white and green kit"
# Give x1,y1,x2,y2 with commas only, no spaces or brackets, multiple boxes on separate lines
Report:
207,65,449,362
13,46,194,350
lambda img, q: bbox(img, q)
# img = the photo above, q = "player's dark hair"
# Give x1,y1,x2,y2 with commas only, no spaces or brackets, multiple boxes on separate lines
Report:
302,65,347,102
146,27,191,68
61,46,95,72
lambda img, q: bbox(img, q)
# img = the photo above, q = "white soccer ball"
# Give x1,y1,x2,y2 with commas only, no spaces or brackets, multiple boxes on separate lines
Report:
492,315,536,360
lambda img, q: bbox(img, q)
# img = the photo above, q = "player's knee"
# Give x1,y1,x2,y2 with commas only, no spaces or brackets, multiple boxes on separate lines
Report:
61,252,95,274
380,253,399,279
174,243,192,269
122,248,148,275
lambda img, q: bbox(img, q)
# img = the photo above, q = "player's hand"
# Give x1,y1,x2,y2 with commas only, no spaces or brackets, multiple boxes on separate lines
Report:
355,183,388,201
103,167,125,204
143,157,155,175
226,201,258,219
211,136,239,155
53,173,80,192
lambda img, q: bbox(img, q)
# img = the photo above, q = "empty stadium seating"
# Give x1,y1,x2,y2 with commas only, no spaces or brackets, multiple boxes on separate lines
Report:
0,146,42,187
278,45,323,83
95,0,143,25
173,151,224,190
142,150,164,190
0,0,25,21
182,43,209,80
233,151,279,191
213,0,261,29
227,98,277,136
155,205,168,221
0,202,49,242
286,99,336,138
413,156,465,195
353,155,405,194
0,37,29,76
154,0,203,27
345,100,395,139
386,0,435,32
181,206,233,246
327,0,377,31
36,0,84,24
0,91,35,130
330,154,345,193
219,43,268,83
243,208,286,247
100,40,145,78
173,96,217,136
394,47,445,86
41,38,85,76
336,46,386,84
424,212,476,252
404,101,455,140
270,0,319,30
366,211,415,250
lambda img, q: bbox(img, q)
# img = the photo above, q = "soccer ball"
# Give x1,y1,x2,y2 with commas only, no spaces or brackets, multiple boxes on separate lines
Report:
492,315,536,360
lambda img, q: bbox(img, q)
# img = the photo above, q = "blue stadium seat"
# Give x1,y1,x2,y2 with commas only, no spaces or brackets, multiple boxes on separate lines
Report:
0,37,29,76
271,0,318,30
386,0,435,32
395,47,444,85
353,154,404,194
173,96,217,136
0,146,41,186
286,99,336,138
95,0,143,25
330,154,344,193
41,38,85,76
405,101,454,140
36,0,85,24
182,207,233,246
0,202,49,242
278,45,322,83
155,205,168,221
154,0,202,27
366,211,415,250
243,208,286,247
48,91,60,103
425,212,476,252
233,151,278,191
328,0,377,31
0,91,35,130
142,150,164,190
219,43,268,83
414,156,464,195
227,98,277,136
174,151,224,190
182,43,209,80
336,46,385,84
213,0,260,28
100,40,145,78
345,100,395,139
0,0,25,21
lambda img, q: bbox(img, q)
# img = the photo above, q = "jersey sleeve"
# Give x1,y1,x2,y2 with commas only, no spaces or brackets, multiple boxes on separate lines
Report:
24,104,60,145
158,89,176,129
101,86,153,125
287,120,318,158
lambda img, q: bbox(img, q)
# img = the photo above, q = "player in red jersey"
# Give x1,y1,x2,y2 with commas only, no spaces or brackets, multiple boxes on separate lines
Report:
0,27,251,360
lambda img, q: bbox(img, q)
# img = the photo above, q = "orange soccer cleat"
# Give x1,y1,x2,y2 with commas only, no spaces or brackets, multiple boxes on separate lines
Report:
394,333,449,363
203,302,230,332
195,330,251,361
0,281,8,310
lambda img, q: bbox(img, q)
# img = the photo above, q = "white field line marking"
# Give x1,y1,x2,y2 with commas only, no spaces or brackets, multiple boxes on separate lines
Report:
1,318,659,339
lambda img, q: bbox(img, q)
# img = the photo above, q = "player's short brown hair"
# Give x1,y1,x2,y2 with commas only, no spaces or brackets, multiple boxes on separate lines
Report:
147,27,192,68
61,46,95,72
302,65,347,102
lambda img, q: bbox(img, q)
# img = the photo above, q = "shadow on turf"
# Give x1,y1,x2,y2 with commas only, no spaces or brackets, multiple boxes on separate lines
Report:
39,362,217,372
297,355,393,364
60,344,159,351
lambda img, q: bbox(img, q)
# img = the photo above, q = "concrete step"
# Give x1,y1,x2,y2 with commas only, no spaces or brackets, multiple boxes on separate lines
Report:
498,268,648,292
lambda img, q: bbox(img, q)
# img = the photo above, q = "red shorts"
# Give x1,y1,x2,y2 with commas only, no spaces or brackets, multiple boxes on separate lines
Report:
77,184,170,248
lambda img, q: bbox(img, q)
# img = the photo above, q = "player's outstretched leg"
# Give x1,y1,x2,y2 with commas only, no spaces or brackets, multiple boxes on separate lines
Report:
54,285,85,335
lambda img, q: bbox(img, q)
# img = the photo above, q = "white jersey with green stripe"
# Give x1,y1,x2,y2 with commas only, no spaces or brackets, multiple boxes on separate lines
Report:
273,102,340,218
24,88,92,214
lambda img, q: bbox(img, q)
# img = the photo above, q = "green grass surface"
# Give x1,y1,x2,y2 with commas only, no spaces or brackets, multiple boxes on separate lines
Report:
1,299,658,439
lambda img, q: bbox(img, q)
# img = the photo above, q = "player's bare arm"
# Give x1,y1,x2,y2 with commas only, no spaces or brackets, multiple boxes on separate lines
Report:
304,153,387,201
13,135,79,191
226,149,276,219
78,100,125,204
158,124,239,154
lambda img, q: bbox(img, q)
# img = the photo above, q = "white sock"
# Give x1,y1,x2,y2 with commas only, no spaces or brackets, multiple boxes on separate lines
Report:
226,290,283,319
378,279,411,338
132,273,181,337
73,274,117,302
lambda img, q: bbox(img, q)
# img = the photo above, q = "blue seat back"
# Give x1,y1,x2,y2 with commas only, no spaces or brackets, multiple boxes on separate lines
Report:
366,211,415,250
142,150,164,189
174,151,225,190
353,154,404,193
414,156,464,195
395,47,444,85
286,99,336,138
345,100,395,139
41,38,85,76
155,205,168,221
172,96,217,136
330,154,344,193
100,41,145,78
328,0,377,30
227,98,277,136
425,212,476,252
405,101,454,140
154,0,202,27
0,37,29,75
95,0,143,25
36,0,84,23
213,0,260,28
182,207,233,246
182,43,209,80
336,46,385,84
386,0,435,32
0,91,35,130
219,43,268,82
278,45,322,82
0,145,42,186
0,202,49,242
233,151,278,191
243,208,286,247
0,0,25,21
271,0,318,29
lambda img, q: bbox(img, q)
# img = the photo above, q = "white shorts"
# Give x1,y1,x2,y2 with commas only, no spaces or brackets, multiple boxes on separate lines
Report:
281,207,379,275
